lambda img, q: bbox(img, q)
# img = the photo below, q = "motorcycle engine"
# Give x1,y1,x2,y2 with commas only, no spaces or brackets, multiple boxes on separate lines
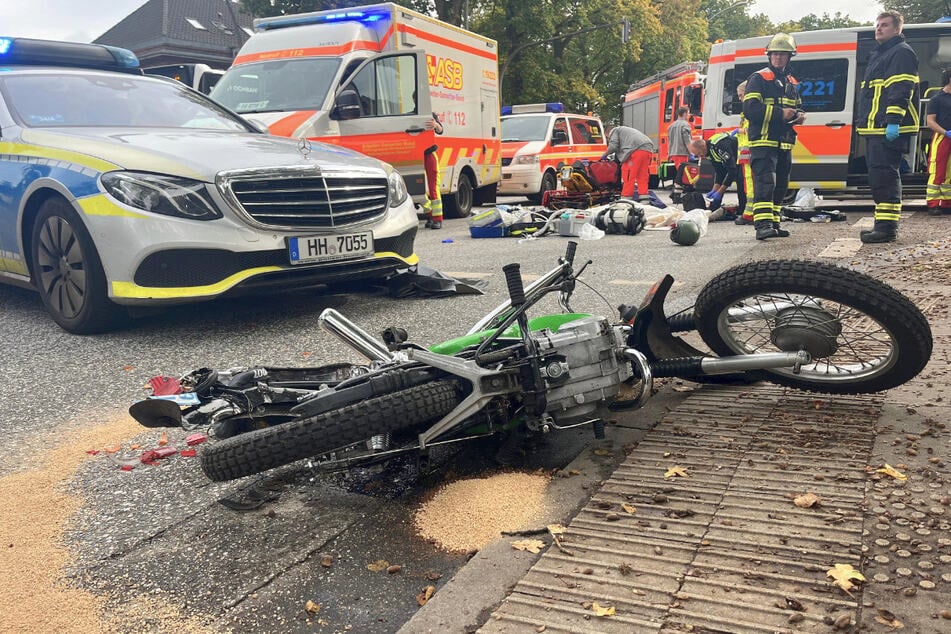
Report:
533,316,631,423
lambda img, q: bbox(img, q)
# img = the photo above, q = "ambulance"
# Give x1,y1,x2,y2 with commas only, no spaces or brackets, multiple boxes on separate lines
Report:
498,103,607,203
622,62,705,183
211,3,501,218
702,22,951,198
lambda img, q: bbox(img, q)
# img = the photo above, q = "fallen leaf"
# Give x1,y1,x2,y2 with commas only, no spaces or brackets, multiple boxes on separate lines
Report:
511,539,546,554
793,492,822,508
567,469,581,476
304,600,320,615
631,588,645,596
592,602,616,617
103,445,121,454
621,503,636,514
158,431,168,446
424,571,442,581
593,448,613,456
367,559,389,572
876,464,907,480
826,563,865,595
416,585,435,606
875,608,904,629
672,385,693,392
321,555,333,568
784,597,805,611
547,524,566,536
664,466,689,479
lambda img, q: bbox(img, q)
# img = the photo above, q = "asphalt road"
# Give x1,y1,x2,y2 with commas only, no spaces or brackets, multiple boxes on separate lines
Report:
0,192,890,632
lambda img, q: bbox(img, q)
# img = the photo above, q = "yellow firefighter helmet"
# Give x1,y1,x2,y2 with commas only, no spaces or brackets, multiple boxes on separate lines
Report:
765,33,797,56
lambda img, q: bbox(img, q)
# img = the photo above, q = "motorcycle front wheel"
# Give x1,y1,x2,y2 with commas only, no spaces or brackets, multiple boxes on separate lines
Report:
200,381,461,481
694,260,932,394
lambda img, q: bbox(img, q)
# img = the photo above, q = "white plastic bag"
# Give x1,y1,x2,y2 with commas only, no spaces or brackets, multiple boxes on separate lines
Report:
681,208,710,236
578,223,605,240
793,187,819,209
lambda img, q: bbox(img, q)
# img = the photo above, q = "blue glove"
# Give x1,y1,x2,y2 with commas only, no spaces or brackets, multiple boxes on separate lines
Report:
706,190,718,198
885,123,900,141
729,128,739,137
945,130,951,138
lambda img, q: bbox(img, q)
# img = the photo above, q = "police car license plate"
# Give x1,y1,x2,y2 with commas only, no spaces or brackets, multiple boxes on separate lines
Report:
288,231,374,265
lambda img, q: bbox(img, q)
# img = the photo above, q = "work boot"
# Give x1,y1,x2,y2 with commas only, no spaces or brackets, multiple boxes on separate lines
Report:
734,213,753,226
754,219,778,240
773,222,790,237
429,218,443,230
424,218,434,229
860,220,898,243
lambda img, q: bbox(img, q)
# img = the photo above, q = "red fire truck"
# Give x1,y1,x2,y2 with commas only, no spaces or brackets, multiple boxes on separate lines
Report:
621,61,704,185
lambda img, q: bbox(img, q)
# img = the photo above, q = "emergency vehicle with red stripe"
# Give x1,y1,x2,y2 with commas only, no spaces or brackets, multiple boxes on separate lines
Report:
497,103,607,203
211,3,501,218
702,22,951,199
621,62,705,185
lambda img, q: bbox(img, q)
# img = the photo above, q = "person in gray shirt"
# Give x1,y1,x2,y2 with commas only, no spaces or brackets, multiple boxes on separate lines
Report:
666,107,692,170
603,125,654,200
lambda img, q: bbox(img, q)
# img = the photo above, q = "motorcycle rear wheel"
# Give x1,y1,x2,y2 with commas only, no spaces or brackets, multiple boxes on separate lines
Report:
200,381,460,481
694,260,932,394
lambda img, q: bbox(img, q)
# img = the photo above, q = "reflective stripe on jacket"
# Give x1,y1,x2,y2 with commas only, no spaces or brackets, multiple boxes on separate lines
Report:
856,34,919,136
742,66,801,150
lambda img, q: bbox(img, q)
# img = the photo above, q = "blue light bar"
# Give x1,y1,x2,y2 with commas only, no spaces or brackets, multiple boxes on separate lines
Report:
0,37,140,72
257,10,390,31
501,103,565,116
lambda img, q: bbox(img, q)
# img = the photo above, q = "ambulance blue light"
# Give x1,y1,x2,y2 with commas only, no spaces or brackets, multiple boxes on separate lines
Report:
258,10,390,30
501,103,565,116
0,38,12,55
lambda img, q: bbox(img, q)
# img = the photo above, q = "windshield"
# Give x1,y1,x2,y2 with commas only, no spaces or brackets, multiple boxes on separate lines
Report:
500,116,550,142
1,73,251,130
210,58,342,113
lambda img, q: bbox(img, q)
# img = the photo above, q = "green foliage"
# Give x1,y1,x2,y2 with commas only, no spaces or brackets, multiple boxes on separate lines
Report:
884,1,949,23
235,0,896,124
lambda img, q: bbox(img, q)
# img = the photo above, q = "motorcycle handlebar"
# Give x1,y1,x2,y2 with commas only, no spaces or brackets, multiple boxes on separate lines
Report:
564,241,577,265
503,263,526,306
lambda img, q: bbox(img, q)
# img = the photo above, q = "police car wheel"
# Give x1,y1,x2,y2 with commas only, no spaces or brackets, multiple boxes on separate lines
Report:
30,197,124,334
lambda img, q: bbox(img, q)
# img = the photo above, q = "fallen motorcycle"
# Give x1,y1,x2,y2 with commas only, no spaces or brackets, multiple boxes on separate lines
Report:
130,243,933,482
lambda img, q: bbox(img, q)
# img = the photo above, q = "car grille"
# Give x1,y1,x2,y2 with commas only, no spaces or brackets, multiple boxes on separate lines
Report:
227,175,389,229
501,157,512,167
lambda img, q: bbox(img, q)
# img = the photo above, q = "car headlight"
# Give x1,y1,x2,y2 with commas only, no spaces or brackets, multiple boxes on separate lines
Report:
515,154,540,164
101,172,221,220
387,170,408,207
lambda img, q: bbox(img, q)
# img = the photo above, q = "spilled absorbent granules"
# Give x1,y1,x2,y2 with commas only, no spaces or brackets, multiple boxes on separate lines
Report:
413,471,550,552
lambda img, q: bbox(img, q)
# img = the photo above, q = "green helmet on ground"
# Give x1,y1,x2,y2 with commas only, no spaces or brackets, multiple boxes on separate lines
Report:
670,219,701,246
766,33,797,56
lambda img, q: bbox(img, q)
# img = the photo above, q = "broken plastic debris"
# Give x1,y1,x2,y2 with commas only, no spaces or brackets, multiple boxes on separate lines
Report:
140,447,178,463
185,433,207,446
147,375,182,396
180,449,197,458
158,431,169,446
120,464,135,472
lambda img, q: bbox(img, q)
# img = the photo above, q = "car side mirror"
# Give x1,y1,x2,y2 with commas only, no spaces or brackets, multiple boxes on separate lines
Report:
332,88,362,120
551,129,568,145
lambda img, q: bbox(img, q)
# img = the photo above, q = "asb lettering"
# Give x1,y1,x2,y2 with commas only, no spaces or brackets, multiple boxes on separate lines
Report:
427,55,463,90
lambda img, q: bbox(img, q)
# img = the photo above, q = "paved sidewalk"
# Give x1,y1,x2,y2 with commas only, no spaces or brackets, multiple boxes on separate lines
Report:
405,239,951,633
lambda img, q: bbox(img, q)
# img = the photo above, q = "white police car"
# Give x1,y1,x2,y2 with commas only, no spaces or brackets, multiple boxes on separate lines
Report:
0,37,419,333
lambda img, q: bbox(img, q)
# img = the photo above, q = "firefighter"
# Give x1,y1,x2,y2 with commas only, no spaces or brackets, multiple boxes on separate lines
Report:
926,67,951,213
687,133,737,211
734,80,754,225
423,112,444,229
742,33,805,240
856,10,919,243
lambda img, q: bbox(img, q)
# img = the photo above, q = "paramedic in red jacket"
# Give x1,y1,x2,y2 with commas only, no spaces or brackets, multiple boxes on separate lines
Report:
603,125,654,201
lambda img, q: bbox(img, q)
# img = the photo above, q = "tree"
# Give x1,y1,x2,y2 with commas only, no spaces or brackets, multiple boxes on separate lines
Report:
775,12,867,32
884,1,949,23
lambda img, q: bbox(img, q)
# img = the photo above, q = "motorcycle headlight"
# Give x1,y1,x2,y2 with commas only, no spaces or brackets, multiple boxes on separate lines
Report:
515,154,540,165
101,172,221,220
387,169,408,207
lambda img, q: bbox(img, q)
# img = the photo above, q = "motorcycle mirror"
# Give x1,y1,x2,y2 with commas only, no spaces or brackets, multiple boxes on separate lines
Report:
129,398,184,428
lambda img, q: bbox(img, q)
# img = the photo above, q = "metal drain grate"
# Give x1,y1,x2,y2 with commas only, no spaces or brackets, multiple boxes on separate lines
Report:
480,385,884,633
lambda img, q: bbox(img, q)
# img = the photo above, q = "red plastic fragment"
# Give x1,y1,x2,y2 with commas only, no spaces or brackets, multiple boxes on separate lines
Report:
148,375,183,396
185,433,207,446
86,450,100,455
140,447,178,463
180,449,197,457
120,464,135,471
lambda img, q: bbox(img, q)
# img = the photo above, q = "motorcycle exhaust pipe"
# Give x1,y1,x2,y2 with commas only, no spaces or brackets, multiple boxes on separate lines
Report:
318,308,394,363
650,350,812,377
